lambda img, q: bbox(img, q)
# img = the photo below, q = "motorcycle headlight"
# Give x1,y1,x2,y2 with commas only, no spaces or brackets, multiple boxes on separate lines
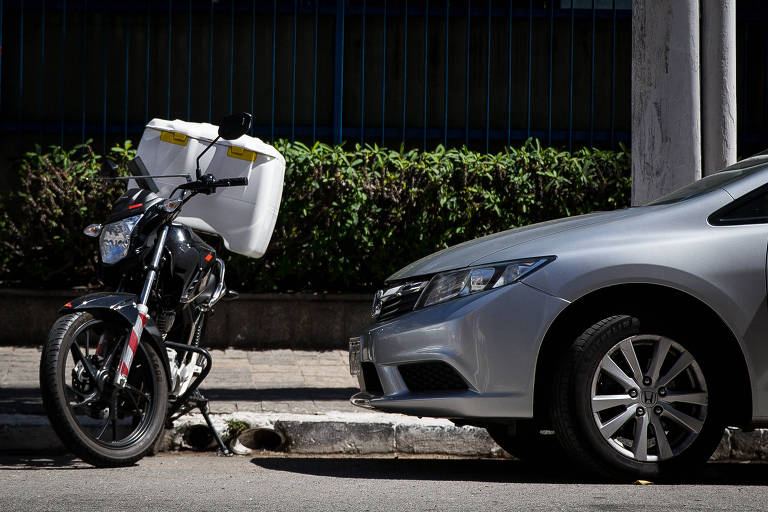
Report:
99,214,142,264
417,256,555,308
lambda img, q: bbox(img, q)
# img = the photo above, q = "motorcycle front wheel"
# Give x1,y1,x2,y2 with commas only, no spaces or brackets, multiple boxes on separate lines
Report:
40,312,168,467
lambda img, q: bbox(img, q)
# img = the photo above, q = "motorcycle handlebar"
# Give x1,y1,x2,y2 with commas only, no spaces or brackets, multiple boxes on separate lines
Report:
178,176,249,191
214,177,249,187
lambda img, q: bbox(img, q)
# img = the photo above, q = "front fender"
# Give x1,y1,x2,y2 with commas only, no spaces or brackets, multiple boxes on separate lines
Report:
60,293,172,390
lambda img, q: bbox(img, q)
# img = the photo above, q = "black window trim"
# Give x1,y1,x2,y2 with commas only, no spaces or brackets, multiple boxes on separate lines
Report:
709,182,768,226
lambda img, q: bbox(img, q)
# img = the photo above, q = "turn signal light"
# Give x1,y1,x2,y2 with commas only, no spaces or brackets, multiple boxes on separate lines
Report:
83,224,103,237
162,199,182,212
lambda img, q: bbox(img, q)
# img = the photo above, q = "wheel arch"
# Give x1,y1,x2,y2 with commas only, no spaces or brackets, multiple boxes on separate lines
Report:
533,283,752,429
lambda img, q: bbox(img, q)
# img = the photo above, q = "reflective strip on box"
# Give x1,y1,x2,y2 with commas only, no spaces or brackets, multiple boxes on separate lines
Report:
227,145,256,162
159,131,189,146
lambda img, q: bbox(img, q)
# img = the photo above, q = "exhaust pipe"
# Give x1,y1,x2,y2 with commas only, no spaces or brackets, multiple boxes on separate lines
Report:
229,427,286,455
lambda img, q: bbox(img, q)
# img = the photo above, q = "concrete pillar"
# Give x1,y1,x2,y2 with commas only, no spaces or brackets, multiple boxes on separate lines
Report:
701,0,737,176
631,0,702,206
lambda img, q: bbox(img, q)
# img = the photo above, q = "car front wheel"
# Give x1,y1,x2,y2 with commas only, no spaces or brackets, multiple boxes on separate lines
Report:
551,315,725,480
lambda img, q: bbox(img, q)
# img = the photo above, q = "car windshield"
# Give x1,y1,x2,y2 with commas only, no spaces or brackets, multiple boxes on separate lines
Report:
647,163,767,205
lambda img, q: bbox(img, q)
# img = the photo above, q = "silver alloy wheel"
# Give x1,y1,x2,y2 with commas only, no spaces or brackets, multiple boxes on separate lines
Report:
590,334,708,462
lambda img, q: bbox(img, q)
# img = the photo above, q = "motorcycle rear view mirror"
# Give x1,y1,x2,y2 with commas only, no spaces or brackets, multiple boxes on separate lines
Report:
100,158,119,178
195,112,253,179
217,112,252,140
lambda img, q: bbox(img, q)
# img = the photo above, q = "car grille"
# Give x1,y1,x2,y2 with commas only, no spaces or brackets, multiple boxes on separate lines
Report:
398,362,468,393
361,362,383,394
374,280,428,322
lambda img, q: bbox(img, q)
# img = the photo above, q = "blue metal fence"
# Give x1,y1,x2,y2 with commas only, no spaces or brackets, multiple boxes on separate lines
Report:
0,0,633,158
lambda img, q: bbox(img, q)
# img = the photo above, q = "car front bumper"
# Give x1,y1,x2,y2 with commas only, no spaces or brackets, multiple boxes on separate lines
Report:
350,281,570,420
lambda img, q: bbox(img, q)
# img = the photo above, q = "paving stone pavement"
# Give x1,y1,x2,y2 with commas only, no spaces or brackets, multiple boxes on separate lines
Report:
2,347,765,461
0,346,366,416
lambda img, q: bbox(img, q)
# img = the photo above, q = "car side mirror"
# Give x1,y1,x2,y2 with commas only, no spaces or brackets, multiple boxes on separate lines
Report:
217,112,252,140
100,158,119,178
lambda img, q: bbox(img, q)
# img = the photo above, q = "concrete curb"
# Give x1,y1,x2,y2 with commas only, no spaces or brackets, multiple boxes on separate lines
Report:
0,412,762,461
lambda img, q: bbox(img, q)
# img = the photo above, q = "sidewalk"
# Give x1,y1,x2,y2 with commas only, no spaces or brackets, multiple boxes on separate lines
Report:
1,346,763,461
0,346,501,457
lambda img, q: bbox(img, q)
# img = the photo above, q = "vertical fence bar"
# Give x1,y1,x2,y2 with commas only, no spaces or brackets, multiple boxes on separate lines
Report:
250,0,255,134
271,0,276,142
443,0,449,147
610,0,615,147
102,8,109,154
381,0,387,145
312,0,318,142
230,0,234,115
423,0,429,150
506,0,512,148
464,0,470,146
401,0,408,143
59,0,67,145
332,0,345,144
124,16,130,140
17,0,22,127
187,0,191,120
547,0,553,145
568,2,574,152
740,25,748,147
208,0,214,122
39,0,45,141
291,0,297,141
361,0,366,142
0,0,3,116
589,0,595,148
526,0,532,138
485,0,490,153
764,14,768,147
167,0,172,118
145,1,151,124
81,0,87,142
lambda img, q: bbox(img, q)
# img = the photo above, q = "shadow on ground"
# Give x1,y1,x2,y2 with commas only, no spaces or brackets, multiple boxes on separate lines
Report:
250,456,768,486
0,455,88,470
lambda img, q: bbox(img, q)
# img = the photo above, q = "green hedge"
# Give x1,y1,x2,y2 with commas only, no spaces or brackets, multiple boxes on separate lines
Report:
0,141,134,288
0,140,630,291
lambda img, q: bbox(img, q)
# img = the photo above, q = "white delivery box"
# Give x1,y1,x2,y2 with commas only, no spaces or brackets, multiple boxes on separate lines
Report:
134,118,285,259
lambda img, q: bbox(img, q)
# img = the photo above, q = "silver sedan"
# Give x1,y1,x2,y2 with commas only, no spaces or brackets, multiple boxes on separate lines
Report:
350,155,768,479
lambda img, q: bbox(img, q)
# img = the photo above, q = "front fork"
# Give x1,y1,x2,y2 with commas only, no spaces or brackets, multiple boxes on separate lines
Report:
114,225,170,388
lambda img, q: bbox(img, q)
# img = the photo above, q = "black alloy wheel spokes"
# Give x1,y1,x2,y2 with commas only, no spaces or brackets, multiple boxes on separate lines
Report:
63,319,157,447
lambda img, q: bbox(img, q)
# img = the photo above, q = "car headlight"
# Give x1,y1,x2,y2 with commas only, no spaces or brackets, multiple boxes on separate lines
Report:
417,256,555,308
99,214,142,264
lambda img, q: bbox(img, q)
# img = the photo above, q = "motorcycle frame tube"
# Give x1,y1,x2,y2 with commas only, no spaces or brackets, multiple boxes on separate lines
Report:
60,293,173,390
138,224,170,306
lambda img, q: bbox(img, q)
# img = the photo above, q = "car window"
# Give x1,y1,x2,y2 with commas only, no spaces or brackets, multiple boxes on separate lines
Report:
647,165,766,205
711,188,768,225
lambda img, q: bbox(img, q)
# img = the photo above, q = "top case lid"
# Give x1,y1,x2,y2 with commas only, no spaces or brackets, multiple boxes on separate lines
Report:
145,118,282,161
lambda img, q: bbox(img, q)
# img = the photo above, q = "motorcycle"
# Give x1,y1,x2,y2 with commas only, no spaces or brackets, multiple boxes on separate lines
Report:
39,113,259,467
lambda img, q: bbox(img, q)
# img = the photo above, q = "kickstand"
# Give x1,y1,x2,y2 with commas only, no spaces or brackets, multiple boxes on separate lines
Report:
191,391,232,456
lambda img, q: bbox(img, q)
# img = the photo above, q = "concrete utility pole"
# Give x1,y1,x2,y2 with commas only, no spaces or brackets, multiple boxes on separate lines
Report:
632,0,702,206
701,0,737,176
631,0,737,205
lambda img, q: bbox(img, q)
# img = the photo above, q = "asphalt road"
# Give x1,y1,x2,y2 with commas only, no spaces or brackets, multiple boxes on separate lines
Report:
1,453,767,511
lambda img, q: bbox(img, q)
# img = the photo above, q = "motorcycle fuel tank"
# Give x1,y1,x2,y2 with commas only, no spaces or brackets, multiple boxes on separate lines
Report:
165,223,217,303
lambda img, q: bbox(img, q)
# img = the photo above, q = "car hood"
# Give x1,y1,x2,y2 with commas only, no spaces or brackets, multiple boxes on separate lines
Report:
387,208,642,282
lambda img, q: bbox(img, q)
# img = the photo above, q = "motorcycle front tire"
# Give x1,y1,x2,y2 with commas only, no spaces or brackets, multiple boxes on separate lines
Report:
40,312,168,467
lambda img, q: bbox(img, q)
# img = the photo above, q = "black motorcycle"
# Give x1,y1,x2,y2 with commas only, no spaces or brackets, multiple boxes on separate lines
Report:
39,113,254,467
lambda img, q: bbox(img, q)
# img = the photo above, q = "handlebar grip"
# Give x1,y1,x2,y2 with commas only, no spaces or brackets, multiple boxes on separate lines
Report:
216,177,249,187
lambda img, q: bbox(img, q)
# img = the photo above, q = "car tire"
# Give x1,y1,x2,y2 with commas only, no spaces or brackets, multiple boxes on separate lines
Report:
551,315,726,480
486,420,562,462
